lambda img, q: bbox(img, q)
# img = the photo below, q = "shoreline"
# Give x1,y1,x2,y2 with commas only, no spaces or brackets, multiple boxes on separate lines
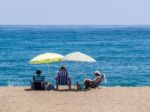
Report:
1,85,150,88
0,87,150,112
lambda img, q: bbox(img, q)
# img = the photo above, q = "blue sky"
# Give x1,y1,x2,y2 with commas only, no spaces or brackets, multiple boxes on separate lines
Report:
0,0,150,25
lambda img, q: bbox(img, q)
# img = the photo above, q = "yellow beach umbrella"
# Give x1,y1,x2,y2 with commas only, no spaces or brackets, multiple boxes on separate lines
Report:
29,53,63,64
29,53,63,75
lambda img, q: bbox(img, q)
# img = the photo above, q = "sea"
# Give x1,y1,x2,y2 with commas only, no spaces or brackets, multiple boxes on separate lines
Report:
0,25,150,86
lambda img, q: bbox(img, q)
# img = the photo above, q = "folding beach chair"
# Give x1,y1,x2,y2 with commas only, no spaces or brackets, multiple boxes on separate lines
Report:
56,72,71,90
31,75,45,90
76,74,105,90
89,74,105,88
31,81,45,90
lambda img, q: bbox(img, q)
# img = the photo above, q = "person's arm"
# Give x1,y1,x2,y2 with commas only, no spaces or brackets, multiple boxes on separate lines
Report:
92,76,101,83
32,75,35,81
42,75,45,81
67,72,71,80
68,76,71,82
55,71,59,80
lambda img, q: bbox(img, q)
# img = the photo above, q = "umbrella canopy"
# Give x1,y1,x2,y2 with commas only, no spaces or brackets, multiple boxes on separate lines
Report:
29,53,63,64
62,52,96,62
29,53,63,76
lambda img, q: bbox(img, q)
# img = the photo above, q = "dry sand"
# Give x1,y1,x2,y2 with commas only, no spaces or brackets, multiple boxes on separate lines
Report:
0,86,150,112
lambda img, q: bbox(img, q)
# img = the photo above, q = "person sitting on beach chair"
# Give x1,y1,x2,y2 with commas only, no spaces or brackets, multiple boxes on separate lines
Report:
31,69,45,90
55,66,71,90
83,71,104,89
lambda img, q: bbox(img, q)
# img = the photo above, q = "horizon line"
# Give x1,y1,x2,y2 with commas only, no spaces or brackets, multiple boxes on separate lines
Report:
0,24,150,26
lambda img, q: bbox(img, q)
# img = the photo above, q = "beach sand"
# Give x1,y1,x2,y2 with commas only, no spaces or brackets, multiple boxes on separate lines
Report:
0,87,150,112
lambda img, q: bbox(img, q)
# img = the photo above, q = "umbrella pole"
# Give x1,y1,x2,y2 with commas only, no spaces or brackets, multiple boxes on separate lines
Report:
47,64,50,76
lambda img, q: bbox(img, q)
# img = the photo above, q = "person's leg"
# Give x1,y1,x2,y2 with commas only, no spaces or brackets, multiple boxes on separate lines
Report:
68,79,71,90
56,81,59,90
31,81,34,90
41,82,46,90
84,80,91,89
89,82,96,88
56,84,58,90
76,82,80,90
83,78,89,83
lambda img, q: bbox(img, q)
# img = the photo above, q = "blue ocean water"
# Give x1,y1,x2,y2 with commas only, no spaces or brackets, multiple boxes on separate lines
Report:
0,25,150,86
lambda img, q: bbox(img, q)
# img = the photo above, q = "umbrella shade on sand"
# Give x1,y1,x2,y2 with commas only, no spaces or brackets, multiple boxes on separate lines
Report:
29,53,63,75
62,52,96,62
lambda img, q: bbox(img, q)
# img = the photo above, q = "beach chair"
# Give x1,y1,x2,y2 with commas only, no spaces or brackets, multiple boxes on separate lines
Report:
31,81,45,90
56,73,71,90
89,74,105,88
76,74,105,90
31,75,45,90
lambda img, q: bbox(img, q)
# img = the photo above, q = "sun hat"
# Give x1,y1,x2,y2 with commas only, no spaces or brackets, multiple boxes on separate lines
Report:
94,70,101,75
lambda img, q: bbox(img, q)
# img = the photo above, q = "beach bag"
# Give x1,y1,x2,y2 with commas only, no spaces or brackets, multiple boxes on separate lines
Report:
45,84,54,90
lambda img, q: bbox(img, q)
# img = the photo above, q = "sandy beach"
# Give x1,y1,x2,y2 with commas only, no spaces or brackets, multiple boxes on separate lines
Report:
0,87,150,112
